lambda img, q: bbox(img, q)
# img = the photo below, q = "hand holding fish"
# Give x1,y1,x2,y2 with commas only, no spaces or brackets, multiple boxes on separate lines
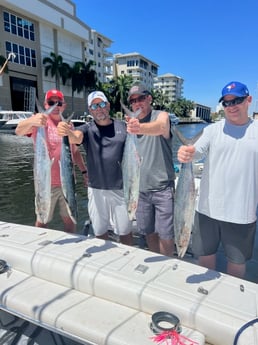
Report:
177,145,195,163
57,121,72,137
31,113,48,127
126,117,141,134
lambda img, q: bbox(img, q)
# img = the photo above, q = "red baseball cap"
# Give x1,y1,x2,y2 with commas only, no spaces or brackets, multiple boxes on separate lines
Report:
45,89,64,101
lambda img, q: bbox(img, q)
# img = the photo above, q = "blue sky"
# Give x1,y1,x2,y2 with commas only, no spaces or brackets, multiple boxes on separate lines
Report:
73,0,258,113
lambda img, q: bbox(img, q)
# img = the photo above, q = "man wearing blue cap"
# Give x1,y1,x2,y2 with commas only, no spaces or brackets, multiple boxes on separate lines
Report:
177,81,258,278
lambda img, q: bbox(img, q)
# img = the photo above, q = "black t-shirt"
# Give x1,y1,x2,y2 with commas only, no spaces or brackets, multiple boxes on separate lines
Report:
79,119,127,189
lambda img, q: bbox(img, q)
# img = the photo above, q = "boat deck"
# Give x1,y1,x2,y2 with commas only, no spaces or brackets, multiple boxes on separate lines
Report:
0,221,257,345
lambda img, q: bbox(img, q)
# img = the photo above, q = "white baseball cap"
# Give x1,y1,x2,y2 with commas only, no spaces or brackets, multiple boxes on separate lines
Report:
88,91,108,106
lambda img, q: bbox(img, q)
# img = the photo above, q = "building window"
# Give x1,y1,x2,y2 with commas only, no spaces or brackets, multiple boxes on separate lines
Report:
3,11,35,41
127,59,138,67
139,59,148,69
97,37,102,47
6,41,36,67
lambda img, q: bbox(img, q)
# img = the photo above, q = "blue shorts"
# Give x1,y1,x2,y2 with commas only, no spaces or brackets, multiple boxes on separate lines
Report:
192,212,256,264
136,186,174,240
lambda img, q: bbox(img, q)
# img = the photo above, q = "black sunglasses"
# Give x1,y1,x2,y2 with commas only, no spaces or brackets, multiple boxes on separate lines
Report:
47,100,64,107
222,96,247,108
129,95,147,105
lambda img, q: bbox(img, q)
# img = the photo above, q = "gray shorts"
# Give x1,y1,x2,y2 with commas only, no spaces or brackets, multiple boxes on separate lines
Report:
36,186,70,223
88,187,132,237
192,211,256,264
136,186,174,240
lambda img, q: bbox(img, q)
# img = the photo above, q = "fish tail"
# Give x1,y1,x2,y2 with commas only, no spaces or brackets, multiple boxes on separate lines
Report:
171,125,204,145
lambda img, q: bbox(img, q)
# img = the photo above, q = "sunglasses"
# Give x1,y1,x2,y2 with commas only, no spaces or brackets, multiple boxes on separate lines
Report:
129,95,147,105
47,100,64,106
90,101,107,110
222,96,247,108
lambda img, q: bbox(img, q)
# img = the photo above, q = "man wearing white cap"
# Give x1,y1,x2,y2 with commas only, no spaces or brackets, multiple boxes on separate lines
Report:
57,90,133,245
16,89,87,233
177,81,258,278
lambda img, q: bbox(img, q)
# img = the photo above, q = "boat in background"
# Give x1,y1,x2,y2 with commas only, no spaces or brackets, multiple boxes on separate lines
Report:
71,114,93,127
0,111,33,134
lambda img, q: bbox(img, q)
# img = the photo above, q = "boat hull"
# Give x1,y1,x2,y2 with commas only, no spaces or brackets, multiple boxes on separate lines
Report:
0,111,33,134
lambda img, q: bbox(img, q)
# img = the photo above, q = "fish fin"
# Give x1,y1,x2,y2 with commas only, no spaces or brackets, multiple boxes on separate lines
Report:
61,112,75,123
64,199,77,224
176,225,192,258
120,101,133,116
35,98,44,113
120,101,141,118
35,98,58,115
172,125,204,145
177,246,187,258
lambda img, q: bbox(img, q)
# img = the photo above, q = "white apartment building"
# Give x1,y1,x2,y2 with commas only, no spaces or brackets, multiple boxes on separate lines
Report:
153,73,184,102
0,0,112,113
113,52,159,91
87,30,113,82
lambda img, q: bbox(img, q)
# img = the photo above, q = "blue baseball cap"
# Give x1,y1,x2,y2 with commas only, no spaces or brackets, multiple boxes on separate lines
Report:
219,81,249,102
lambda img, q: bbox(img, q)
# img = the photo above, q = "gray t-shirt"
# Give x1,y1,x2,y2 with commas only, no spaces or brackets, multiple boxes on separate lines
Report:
137,110,175,192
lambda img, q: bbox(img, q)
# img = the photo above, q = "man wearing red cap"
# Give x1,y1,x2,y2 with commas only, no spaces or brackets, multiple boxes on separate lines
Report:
16,89,87,233
177,81,258,278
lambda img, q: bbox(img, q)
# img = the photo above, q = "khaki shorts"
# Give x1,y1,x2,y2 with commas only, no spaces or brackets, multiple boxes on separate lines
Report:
88,187,132,237
36,186,70,223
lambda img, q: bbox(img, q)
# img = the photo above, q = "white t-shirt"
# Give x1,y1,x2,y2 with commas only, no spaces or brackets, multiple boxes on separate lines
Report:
194,118,258,224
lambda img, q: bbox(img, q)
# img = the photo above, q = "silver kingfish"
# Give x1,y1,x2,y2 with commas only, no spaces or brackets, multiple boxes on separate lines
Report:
172,126,203,258
59,113,78,224
121,102,141,221
34,101,57,224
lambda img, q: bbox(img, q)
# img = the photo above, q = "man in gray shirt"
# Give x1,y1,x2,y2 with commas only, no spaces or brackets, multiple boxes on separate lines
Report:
126,84,175,256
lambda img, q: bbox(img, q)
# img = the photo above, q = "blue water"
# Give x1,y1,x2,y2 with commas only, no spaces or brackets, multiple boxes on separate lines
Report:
0,123,207,233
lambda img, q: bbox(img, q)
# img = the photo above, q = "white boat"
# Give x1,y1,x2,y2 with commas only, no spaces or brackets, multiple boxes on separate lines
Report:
0,221,257,345
0,111,33,134
71,119,86,127
71,115,93,127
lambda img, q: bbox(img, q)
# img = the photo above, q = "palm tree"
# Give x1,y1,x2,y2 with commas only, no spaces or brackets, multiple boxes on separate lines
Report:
116,75,133,104
152,88,171,111
70,61,85,111
98,76,133,117
81,60,97,113
43,52,70,89
170,98,195,117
